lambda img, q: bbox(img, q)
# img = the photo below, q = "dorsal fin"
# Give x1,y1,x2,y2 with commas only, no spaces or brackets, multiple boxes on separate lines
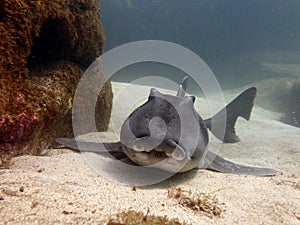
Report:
176,76,189,97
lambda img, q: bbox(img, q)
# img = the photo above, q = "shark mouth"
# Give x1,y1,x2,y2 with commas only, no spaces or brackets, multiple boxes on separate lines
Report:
121,144,186,166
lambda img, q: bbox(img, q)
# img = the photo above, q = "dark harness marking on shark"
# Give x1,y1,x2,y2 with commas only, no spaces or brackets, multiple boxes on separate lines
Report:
56,77,276,177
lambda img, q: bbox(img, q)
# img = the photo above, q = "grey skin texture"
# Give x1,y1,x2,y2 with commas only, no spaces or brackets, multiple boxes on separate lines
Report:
56,77,276,176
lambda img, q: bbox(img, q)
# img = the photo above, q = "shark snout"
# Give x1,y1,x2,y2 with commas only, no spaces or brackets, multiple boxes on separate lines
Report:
131,116,167,151
128,116,189,162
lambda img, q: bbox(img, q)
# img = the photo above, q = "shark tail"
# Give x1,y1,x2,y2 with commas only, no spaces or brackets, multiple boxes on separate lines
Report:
204,87,257,143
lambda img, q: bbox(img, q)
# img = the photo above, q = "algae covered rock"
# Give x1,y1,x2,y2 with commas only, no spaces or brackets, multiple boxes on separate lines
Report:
0,0,112,164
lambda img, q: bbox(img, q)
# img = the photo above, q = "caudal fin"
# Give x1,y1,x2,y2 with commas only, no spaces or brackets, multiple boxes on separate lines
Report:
204,87,257,143
202,151,277,176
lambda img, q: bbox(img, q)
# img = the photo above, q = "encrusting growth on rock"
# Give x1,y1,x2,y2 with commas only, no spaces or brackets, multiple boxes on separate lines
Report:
0,0,112,164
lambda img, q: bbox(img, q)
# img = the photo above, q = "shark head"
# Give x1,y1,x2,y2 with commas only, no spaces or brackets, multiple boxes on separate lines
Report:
120,86,208,173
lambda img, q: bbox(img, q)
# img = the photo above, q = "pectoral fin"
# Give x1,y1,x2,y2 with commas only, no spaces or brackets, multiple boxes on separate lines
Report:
55,138,126,159
201,151,277,177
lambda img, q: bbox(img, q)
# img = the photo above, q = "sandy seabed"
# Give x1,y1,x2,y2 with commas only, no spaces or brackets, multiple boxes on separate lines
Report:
1,82,299,224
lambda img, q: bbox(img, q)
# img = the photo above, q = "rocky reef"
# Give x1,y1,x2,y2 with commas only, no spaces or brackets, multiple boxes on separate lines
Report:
0,0,112,164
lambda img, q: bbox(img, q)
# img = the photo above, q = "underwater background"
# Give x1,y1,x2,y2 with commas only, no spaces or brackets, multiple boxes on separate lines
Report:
101,0,300,127
1,2,299,223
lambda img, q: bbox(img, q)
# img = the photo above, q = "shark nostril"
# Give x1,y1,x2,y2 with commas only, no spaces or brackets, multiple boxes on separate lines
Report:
132,144,144,152
171,148,186,161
